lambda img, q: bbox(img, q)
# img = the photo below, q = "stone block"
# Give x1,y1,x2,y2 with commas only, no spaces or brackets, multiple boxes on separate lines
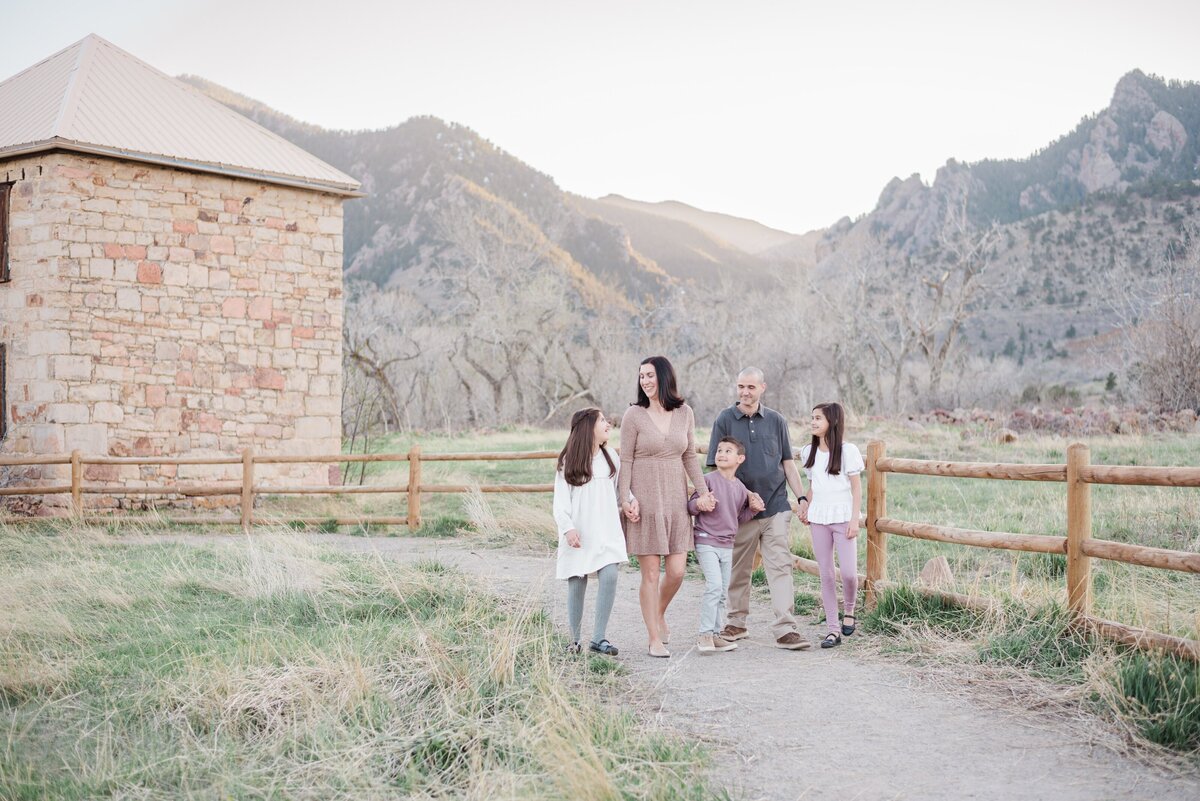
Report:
64,423,108,455
47,403,90,424
53,355,93,380
94,403,124,424
295,416,331,439
27,330,71,356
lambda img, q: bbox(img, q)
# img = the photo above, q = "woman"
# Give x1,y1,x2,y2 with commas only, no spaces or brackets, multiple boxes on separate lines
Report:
619,356,715,658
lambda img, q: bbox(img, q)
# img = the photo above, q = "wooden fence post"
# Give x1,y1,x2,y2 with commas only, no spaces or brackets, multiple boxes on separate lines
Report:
70,450,82,515
865,440,888,609
1066,442,1093,618
241,449,254,533
407,446,422,532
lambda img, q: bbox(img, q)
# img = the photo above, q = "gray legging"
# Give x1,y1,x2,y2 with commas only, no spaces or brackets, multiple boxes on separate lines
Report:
566,562,619,644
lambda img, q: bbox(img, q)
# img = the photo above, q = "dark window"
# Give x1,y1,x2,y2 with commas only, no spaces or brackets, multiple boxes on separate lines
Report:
0,181,10,283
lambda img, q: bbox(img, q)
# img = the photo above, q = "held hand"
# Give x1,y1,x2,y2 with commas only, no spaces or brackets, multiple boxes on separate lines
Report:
565,529,582,548
623,499,640,523
695,491,717,513
748,493,765,514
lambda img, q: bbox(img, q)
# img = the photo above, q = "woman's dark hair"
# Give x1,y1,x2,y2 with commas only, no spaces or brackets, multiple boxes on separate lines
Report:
804,402,845,475
634,356,685,411
557,408,617,487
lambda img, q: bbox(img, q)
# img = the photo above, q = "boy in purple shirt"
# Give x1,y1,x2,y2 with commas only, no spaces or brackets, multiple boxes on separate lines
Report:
688,436,765,653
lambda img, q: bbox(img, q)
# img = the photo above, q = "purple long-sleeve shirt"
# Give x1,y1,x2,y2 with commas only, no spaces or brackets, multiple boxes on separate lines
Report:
688,472,757,549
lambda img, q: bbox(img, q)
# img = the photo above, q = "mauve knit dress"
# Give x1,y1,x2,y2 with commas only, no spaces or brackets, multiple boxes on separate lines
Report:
618,404,708,555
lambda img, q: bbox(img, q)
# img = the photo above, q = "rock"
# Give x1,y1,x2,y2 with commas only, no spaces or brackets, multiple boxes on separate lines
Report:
994,428,1019,444
919,556,954,588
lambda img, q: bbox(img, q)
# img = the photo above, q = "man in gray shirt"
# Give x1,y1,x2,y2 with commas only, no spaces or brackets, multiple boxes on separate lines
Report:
706,367,811,650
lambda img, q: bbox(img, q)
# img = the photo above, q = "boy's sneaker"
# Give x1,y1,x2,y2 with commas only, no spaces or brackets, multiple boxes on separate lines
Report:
697,634,739,653
719,625,748,641
711,635,738,652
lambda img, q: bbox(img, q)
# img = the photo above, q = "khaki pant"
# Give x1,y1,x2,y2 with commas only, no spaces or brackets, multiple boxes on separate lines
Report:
726,511,797,639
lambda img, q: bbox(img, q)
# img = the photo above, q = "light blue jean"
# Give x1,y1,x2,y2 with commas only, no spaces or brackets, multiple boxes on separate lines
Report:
695,543,733,635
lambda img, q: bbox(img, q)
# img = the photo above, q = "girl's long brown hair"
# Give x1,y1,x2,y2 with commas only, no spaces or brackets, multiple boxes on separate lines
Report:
804,402,845,475
557,408,617,487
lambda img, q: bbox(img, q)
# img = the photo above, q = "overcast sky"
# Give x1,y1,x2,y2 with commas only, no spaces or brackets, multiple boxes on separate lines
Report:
3,0,1199,233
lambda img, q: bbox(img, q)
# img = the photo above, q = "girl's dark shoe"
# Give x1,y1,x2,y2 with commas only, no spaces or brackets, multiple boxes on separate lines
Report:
841,615,857,636
567,641,582,655
589,639,619,656
821,632,842,648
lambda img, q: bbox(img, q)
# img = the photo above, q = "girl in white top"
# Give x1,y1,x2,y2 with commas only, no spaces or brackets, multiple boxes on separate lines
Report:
553,408,628,656
794,402,865,648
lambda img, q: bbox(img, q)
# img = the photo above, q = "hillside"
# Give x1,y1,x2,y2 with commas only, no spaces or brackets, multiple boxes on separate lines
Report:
592,195,807,254
182,77,812,305
813,70,1200,380
186,70,1200,406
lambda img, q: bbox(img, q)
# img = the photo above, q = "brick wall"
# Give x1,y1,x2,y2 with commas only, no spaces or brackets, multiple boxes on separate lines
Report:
1,152,346,507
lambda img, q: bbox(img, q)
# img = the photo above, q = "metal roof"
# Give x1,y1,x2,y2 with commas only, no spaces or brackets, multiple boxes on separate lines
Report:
0,35,360,196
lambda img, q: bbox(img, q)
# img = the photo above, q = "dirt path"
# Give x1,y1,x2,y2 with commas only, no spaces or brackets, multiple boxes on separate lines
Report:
163,533,1200,800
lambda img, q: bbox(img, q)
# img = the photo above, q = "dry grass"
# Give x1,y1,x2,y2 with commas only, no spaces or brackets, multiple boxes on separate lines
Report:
0,524,716,800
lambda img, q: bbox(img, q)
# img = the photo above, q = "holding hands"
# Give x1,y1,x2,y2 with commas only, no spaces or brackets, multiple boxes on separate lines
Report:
622,498,641,523
564,528,582,549
694,490,718,513
747,492,765,514
790,497,811,525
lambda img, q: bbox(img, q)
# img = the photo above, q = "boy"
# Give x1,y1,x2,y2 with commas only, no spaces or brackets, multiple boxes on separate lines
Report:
688,436,765,653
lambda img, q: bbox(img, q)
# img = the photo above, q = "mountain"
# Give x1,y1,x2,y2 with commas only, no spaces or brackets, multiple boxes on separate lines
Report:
825,70,1200,259
592,195,806,254
812,70,1200,375
181,77,811,306
186,70,1199,376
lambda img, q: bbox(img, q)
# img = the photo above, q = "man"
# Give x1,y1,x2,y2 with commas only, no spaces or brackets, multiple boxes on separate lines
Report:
706,367,811,650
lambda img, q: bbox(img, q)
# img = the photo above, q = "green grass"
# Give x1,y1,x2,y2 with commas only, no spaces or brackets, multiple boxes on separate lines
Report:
0,526,718,799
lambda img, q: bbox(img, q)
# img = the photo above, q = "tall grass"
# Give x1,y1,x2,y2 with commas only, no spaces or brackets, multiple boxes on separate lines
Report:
863,585,1200,754
0,524,716,799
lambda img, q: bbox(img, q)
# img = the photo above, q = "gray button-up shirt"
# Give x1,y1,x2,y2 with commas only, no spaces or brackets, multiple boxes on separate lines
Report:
706,403,793,518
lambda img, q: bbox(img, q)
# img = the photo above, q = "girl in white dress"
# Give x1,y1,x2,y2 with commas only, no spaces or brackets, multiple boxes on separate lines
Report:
794,402,865,648
553,408,628,656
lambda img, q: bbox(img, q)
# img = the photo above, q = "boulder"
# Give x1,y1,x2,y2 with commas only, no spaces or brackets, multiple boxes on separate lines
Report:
919,556,954,588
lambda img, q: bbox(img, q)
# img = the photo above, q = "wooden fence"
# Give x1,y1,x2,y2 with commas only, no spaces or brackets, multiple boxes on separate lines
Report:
2,440,1198,659
863,440,1200,660
0,447,558,530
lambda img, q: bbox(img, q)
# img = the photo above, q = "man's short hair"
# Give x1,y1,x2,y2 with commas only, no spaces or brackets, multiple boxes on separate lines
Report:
737,367,765,383
718,436,746,456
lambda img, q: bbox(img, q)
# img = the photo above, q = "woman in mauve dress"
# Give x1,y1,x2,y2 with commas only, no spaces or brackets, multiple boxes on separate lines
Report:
618,356,716,658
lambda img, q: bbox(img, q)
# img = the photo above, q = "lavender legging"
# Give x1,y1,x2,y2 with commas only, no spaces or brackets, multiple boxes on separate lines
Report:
811,521,859,634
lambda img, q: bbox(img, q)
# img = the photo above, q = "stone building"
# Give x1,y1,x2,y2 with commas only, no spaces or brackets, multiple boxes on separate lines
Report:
0,36,360,506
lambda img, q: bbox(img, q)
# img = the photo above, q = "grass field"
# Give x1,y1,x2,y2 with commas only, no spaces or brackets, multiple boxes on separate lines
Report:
301,420,1200,641
0,526,717,800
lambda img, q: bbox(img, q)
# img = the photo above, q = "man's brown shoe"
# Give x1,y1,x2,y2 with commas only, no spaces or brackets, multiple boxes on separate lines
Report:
719,625,748,641
775,632,812,650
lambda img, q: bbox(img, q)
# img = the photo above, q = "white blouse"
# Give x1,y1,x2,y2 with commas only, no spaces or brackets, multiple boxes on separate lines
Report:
552,447,629,579
799,442,865,525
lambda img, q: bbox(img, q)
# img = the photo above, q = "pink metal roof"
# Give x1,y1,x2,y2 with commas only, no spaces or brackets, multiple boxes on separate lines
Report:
0,35,360,196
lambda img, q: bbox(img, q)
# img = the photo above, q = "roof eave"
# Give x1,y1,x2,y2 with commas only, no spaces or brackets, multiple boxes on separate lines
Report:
0,138,364,198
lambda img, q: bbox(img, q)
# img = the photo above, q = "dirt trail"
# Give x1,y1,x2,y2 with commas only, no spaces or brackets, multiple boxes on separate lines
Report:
171,534,1200,800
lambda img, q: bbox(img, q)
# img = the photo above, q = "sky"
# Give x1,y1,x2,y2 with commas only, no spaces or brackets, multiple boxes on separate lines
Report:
3,0,1199,233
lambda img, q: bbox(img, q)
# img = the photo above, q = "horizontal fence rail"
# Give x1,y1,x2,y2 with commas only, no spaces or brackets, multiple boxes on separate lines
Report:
866,441,1200,661
0,446,564,531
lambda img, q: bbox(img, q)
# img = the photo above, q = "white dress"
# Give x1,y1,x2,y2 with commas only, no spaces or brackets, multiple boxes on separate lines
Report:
553,447,629,579
800,443,865,525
